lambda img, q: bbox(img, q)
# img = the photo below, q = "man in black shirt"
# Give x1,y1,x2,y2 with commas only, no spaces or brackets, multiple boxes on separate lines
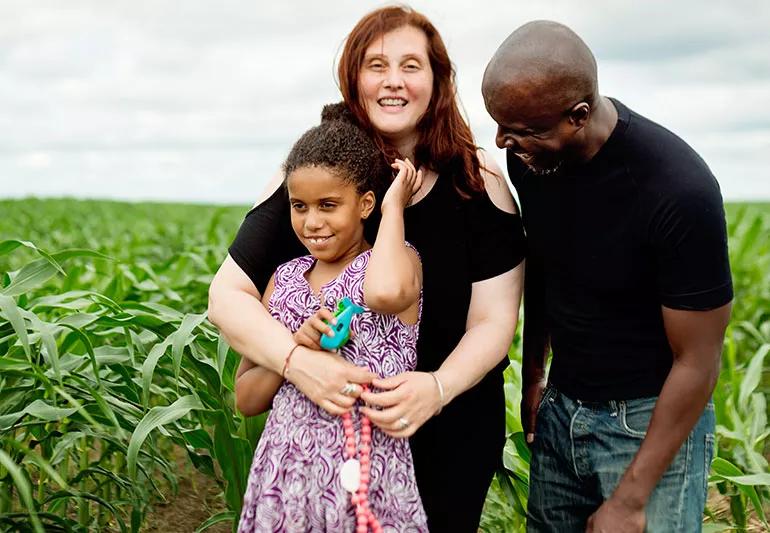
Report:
481,21,732,533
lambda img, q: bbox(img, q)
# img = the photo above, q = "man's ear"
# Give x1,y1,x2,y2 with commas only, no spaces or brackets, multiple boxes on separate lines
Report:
360,190,376,219
568,102,591,128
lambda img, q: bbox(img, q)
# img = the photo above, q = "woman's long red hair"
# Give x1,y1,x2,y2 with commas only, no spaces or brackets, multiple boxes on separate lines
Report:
337,5,485,197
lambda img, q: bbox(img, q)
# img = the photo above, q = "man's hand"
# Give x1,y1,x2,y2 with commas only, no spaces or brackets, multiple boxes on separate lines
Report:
521,378,547,445
586,496,645,533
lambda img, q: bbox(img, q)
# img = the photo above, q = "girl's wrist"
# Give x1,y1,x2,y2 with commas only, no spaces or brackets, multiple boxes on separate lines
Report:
381,201,405,215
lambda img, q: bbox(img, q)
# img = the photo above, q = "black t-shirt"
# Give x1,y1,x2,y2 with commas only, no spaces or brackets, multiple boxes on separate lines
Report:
507,99,733,401
228,170,526,530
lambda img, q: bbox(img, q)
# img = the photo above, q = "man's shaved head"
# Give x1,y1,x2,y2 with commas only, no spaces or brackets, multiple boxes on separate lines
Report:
482,21,598,117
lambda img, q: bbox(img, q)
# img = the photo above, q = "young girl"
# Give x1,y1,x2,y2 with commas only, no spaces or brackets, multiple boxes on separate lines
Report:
236,104,428,532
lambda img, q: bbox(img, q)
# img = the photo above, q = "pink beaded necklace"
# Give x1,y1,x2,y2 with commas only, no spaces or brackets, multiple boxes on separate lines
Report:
340,385,382,533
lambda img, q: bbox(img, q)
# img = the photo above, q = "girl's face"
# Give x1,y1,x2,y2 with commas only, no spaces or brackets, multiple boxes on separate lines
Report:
287,166,375,265
358,25,434,147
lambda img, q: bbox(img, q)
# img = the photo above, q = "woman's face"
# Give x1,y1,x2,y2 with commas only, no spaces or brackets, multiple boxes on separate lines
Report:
358,25,434,147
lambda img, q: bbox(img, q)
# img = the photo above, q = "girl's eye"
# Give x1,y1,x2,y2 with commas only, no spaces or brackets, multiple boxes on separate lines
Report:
369,62,386,71
320,202,336,210
291,203,306,211
403,63,420,71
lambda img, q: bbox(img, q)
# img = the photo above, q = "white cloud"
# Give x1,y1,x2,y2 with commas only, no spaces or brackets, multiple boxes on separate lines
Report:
0,0,767,202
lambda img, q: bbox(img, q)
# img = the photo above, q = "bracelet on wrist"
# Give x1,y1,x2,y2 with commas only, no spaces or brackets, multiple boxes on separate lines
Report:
430,371,445,415
282,344,300,378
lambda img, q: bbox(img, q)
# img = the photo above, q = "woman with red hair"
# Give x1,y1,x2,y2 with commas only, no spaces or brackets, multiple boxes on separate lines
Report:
209,6,525,531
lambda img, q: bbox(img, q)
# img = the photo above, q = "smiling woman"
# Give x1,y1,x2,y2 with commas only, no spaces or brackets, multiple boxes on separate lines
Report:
208,5,526,532
358,25,434,152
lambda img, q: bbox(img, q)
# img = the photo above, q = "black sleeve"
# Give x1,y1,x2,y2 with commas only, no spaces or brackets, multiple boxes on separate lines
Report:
650,179,733,311
227,185,305,294
467,192,526,283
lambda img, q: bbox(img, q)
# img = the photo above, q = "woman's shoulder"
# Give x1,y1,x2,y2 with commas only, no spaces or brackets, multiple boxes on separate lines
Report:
476,149,518,215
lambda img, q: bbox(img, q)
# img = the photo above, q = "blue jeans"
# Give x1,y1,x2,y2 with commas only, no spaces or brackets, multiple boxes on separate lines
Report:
527,384,715,533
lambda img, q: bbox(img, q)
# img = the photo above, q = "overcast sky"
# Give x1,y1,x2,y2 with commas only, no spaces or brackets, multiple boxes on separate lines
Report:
1,0,768,204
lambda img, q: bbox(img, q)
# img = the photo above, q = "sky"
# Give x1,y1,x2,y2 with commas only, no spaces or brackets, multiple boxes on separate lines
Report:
1,0,769,205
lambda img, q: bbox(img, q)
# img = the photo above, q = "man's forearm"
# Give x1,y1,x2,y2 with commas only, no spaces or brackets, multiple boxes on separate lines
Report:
612,357,718,508
522,263,549,384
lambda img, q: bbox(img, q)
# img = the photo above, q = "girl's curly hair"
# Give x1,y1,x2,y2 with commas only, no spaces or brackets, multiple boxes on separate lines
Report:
284,102,390,198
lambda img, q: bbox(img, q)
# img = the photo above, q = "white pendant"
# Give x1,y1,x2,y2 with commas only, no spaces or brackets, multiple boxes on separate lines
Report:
340,458,361,493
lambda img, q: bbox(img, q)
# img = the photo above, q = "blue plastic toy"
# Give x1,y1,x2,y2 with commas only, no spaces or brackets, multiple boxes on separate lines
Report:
320,297,364,351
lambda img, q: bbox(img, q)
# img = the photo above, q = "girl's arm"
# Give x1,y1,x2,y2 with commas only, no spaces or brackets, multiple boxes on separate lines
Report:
234,275,284,416
363,158,423,322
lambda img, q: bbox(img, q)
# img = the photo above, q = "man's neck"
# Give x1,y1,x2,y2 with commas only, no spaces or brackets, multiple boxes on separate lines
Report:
579,95,618,163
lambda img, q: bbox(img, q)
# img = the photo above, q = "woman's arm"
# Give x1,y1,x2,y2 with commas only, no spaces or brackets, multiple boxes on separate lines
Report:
364,159,422,321
360,158,524,436
234,275,284,416
433,266,522,402
360,265,523,436
208,170,297,375
435,153,523,399
209,255,297,375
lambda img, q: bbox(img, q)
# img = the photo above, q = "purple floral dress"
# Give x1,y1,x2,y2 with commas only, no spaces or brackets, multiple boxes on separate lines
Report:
238,249,428,532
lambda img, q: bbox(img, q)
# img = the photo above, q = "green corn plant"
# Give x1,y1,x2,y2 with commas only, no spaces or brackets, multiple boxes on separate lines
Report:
2,198,769,532
0,200,259,532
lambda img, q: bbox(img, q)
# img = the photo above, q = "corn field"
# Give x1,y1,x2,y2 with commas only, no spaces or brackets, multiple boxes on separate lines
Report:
1,198,768,532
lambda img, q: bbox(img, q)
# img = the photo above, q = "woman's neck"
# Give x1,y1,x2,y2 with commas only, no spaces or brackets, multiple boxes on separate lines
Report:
385,132,418,162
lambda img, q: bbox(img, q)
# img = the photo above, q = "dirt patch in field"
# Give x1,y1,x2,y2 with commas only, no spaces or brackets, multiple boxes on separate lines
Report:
705,489,767,532
143,447,232,533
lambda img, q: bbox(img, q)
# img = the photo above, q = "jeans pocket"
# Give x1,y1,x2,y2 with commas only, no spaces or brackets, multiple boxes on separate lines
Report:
536,384,556,414
619,397,657,438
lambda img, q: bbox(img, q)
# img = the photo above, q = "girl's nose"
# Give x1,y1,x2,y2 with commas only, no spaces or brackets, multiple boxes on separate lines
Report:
304,210,324,230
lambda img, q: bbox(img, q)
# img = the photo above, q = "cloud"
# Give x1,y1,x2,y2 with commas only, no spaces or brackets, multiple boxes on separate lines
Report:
0,0,767,202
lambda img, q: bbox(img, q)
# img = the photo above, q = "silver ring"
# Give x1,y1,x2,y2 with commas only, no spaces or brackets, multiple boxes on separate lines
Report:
397,417,410,430
340,383,357,396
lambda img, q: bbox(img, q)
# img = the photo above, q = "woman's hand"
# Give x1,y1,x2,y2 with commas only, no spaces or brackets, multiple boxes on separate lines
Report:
285,346,376,416
359,371,442,438
293,308,338,350
382,158,423,212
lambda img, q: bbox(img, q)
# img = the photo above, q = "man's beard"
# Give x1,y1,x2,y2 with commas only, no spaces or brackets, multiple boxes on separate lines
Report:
527,160,563,176
516,151,564,176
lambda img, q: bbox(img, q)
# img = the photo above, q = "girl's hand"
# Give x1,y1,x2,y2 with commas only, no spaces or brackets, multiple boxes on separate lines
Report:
285,346,376,416
382,158,423,212
359,371,443,438
293,307,338,350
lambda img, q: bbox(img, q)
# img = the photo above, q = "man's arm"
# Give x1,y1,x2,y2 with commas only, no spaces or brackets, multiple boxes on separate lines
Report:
587,301,731,532
521,258,551,444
